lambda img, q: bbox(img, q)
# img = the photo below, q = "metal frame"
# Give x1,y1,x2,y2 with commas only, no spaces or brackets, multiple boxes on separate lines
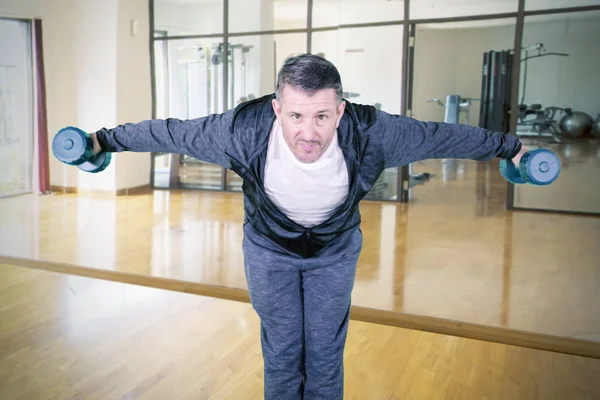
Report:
148,0,600,207
149,0,156,188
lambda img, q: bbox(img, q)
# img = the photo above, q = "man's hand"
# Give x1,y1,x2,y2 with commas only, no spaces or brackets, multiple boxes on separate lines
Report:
90,132,102,155
510,145,530,166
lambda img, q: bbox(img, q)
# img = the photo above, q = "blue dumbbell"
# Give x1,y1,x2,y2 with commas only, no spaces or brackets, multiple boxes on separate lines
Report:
500,148,560,185
52,127,111,173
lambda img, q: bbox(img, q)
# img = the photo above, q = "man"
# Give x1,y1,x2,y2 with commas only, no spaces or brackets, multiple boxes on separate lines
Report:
91,53,526,399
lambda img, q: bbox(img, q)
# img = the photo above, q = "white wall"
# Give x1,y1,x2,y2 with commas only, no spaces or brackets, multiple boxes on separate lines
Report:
0,0,152,193
116,0,153,191
73,0,119,193
154,1,222,35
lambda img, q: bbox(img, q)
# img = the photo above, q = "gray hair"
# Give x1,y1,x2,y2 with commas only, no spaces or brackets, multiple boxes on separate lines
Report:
275,53,344,104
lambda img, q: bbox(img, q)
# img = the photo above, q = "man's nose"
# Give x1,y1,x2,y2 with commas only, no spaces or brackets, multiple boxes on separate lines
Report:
300,119,318,139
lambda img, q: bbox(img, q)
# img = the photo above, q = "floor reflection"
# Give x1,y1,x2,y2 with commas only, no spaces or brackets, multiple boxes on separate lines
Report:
513,137,600,214
1,152,599,342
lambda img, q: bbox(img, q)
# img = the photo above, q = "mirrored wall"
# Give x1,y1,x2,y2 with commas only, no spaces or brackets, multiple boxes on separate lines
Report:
150,0,600,208
150,0,408,201
510,9,600,215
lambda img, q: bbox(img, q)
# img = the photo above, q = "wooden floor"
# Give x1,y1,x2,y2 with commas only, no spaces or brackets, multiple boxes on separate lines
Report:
1,140,599,354
1,263,599,400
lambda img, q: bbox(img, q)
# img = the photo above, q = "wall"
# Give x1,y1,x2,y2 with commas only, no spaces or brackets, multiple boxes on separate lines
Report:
154,2,222,35
0,0,152,193
116,0,153,191
73,0,119,193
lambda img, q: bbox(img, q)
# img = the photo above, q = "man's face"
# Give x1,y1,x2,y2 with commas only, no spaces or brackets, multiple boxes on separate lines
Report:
272,85,345,163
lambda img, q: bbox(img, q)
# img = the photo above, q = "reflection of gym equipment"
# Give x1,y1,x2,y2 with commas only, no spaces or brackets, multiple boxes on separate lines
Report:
52,127,111,173
517,105,595,139
559,108,594,138
178,42,255,118
229,43,254,105
515,43,570,141
499,148,561,186
479,43,597,142
519,43,568,105
425,95,479,125
423,94,479,182
593,114,600,136
516,104,563,140
479,49,513,133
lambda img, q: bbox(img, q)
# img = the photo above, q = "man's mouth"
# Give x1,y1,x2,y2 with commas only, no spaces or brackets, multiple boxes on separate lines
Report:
299,142,318,151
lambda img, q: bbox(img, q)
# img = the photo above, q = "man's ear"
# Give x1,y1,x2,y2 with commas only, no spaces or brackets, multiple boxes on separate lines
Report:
336,100,346,128
272,98,282,123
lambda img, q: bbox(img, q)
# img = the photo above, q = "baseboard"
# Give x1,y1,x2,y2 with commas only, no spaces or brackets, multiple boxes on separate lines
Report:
50,185,78,194
50,184,152,198
116,184,152,196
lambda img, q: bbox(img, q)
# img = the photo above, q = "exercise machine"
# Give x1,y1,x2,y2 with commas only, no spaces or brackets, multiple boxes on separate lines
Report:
425,95,479,125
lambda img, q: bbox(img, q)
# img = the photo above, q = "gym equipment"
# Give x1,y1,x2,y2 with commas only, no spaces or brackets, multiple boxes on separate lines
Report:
52,127,111,173
519,43,568,106
593,114,600,136
426,95,479,125
479,50,513,133
480,43,571,140
424,95,476,182
559,109,594,138
516,104,563,141
500,148,560,186
177,42,254,117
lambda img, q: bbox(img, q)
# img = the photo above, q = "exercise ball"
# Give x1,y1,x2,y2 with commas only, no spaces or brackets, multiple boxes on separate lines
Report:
559,110,594,138
592,114,600,136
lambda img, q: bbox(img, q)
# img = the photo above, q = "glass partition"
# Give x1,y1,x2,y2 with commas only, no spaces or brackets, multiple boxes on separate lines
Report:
225,32,307,191
312,25,404,201
152,37,226,190
408,18,517,203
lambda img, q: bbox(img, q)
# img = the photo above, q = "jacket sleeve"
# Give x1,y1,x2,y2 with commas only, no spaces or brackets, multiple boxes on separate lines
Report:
376,111,522,169
94,110,234,169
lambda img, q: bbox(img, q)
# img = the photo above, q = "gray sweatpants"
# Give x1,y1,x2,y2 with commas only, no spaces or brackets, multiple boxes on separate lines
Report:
242,223,362,400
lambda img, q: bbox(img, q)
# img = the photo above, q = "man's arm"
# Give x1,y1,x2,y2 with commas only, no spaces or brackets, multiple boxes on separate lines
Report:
91,111,234,169
376,111,524,168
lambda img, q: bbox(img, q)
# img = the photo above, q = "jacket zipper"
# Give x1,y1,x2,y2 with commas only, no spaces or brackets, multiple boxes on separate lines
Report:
359,135,370,164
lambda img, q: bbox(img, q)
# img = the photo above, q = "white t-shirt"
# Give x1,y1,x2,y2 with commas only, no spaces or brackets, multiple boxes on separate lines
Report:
264,120,349,228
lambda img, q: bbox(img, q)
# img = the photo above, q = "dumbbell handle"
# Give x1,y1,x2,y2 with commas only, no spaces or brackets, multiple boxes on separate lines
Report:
89,132,103,155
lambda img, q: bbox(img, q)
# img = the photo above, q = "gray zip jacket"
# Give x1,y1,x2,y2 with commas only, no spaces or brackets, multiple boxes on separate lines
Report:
96,93,522,257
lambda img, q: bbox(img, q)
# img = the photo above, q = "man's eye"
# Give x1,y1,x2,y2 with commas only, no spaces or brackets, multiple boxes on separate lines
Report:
318,115,327,120
292,114,301,120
